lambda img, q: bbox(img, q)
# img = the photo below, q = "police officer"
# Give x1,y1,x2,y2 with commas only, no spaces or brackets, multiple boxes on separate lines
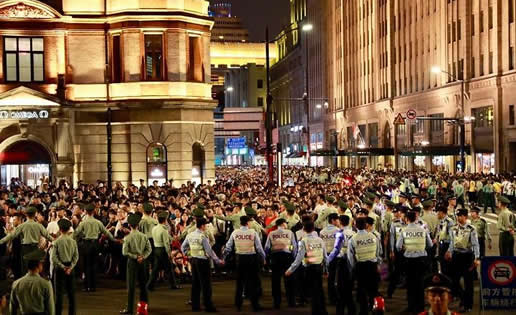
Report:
73,203,116,292
445,208,480,313
315,196,338,230
348,217,381,315
327,215,356,315
319,213,340,305
51,219,79,315
497,196,515,256
470,206,491,258
10,249,55,315
147,210,180,291
139,202,158,266
420,273,459,315
181,217,223,312
286,220,328,315
436,206,454,276
0,206,53,275
387,206,406,298
120,213,152,315
223,215,265,312
396,211,433,314
264,218,297,309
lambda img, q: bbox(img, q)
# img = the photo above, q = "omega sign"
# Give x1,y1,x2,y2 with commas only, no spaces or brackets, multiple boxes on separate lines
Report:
0,110,49,120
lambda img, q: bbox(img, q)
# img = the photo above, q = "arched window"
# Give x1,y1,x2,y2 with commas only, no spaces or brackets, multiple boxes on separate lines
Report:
147,143,167,186
192,142,205,185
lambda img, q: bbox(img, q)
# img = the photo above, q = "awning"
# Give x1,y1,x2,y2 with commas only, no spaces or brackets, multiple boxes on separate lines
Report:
399,145,471,156
311,148,394,156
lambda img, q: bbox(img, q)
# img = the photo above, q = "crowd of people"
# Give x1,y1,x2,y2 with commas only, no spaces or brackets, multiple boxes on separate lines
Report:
0,166,514,315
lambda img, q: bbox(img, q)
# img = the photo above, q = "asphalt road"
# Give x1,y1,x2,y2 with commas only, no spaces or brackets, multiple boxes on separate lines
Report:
65,212,511,314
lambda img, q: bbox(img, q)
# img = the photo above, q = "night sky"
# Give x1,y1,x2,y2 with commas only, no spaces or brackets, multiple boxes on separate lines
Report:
222,0,290,41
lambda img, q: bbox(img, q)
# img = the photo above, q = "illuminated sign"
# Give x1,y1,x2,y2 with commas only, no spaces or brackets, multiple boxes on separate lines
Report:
0,110,49,120
150,168,164,177
28,164,49,174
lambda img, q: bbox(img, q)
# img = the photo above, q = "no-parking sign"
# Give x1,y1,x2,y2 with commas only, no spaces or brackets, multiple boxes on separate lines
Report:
481,256,516,309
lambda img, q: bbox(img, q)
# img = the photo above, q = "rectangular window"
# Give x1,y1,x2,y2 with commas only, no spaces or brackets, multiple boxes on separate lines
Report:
257,79,263,89
3,37,44,82
472,15,475,35
458,19,462,40
144,34,163,81
480,54,485,76
511,0,515,23
510,47,515,70
472,57,476,77
448,24,451,43
489,52,494,73
472,106,494,128
112,35,121,83
510,105,515,125
430,113,444,132
187,36,204,82
480,11,484,32
452,22,456,42
257,97,264,107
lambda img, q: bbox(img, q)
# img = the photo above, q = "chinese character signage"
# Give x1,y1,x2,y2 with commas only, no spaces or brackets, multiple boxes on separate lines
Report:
481,256,516,310
226,137,246,149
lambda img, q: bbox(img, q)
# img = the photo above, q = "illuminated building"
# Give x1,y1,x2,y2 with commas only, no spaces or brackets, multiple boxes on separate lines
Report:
323,0,516,173
0,0,215,187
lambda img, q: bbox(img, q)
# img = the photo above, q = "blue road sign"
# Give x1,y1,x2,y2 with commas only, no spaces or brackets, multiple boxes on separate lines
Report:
227,137,246,149
481,256,516,310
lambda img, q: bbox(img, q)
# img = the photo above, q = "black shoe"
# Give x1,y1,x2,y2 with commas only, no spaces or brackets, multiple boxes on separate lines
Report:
205,307,217,313
89,288,96,292
119,309,132,315
192,307,201,312
171,285,182,290
82,288,90,292
236,305,242,312
252,305,263,312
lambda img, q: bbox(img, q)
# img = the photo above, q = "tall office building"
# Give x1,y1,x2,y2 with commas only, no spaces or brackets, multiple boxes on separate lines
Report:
323,0,516,173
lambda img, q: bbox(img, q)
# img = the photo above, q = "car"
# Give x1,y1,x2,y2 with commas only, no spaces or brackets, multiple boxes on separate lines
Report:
494,266,511,279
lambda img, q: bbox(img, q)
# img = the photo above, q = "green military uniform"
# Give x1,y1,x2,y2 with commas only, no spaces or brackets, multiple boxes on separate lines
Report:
51,219,79,315
147,211,179,290
139,203,158,266
122,214,152,315
421,201,439,239
215,206,245,230
315,197,338,230
470,207,492,258
10,249,55,315
0,206,53,275
245,207,265,241
266,203,301,230
73,204,115,291
497,196,515,256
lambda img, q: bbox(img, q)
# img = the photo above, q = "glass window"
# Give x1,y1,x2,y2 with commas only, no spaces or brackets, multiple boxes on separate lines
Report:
430,113,444,131
144,34,163,81
472,106,494,128
146,143,167,186
3,37,44,82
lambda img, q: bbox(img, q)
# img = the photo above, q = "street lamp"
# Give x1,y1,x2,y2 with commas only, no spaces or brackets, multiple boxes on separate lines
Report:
265,22,313,186
431,65,468,172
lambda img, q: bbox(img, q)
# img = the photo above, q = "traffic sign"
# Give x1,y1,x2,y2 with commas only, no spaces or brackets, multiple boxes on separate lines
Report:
481,256,516,310
393,113,406,125
406,109,417,120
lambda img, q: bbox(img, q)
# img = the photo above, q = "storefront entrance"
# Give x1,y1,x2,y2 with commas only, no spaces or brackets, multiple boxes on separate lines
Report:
0,140,52,188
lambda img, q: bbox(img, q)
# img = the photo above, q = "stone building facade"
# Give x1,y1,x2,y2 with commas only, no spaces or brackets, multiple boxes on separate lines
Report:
324,0,516,173
0,0,215,187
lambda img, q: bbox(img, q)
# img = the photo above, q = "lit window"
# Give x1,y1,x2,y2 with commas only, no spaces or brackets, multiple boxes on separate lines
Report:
144,35,163,81
3,37,44,82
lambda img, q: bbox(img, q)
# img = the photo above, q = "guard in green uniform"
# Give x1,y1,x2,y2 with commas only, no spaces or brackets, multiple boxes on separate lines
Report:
51,219,79,315
470,206,492,258
139,203,158,267
266,202,301,230
0,206,53,275
10,249,55,315
496,196,515,256
181,217,223,312
147,210,180,291
120,214,152,315
286,220,328,315
73,203,116,292
314,196,338,230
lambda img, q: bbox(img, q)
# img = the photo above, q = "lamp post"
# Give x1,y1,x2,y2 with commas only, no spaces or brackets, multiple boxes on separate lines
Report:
265,22,312,186
431,66,468,172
